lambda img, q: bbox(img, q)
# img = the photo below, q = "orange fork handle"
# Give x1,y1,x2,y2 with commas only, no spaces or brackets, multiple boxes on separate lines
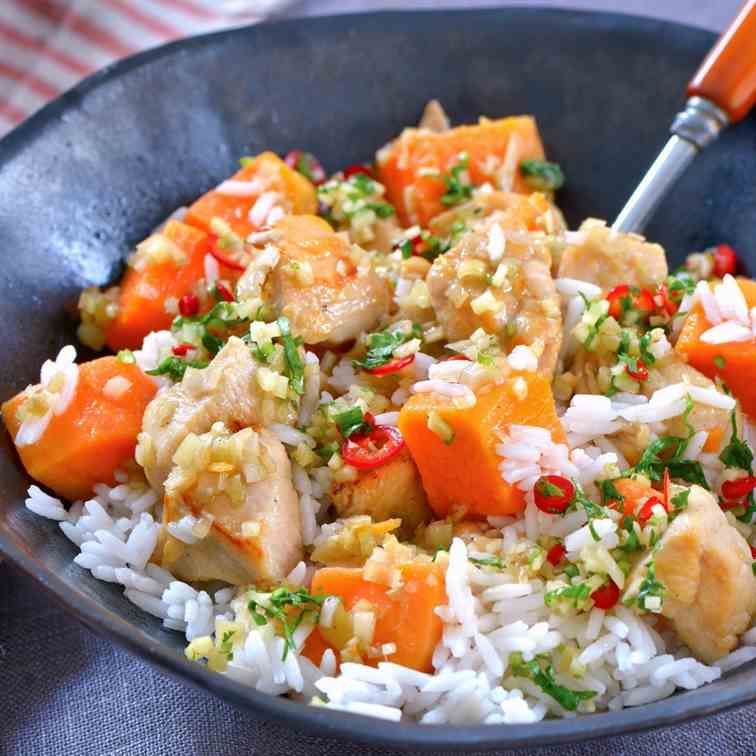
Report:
687,0,756,123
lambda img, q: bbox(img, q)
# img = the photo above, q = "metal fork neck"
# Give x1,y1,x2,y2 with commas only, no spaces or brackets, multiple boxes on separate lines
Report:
671,96,730,149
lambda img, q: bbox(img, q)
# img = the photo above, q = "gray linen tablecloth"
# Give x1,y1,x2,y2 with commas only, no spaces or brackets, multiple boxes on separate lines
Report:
2,1,754,754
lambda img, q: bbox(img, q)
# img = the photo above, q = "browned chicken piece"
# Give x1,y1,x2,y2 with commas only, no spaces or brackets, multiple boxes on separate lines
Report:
159,423,302,585
256,215,390,345
138,336,296,490
331,447,431,538
426,212,562,375
557,218,668,290
418,99,450,133
429,189,566,243
624,486,756,663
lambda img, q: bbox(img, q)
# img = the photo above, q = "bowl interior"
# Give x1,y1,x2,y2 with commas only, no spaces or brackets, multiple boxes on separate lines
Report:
0,8,755,751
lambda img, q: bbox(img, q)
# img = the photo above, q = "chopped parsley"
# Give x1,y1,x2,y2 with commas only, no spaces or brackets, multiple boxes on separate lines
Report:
510,654,595,711
248,587,327,660
519,159,565,192
333,406,372,439
353,323,423,371
440,153,473,206
146,356,208,382
277,316,305,395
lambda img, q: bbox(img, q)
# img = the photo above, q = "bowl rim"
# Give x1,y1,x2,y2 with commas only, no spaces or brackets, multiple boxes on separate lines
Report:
1,6,754,750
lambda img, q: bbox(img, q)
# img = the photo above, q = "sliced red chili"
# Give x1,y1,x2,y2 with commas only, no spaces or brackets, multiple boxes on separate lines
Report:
712,243,737,278
546,543,566,566
284,150,326,185
606,284,655,321
365,354,415,376
341,425,405,471
209,238,246,271
637,495,666,524
533,475,575,514
178,293,199,317
721,476,756,501
750,545,756,560
172,343,195,356
343,163,373,179
657,283,679,316
441,354,470,362
663,468,671,512
590,580,620,610
214,281,235,302
625,359,649,382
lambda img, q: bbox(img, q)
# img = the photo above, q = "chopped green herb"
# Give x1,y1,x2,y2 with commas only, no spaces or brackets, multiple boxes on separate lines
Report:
563,563,580,578
510,654,594,711
277,316,305,395
519,159,565,191
333,406,372,439
544,582,591,608
315,441,341,461
117,349,136,365
440,153,473,207
719,410,754,472
398,238,414,259
633,434,708,488
146,356,208,382
713,355,727,369
670,489,690,514
572,483,607,536
619,515,642,553
598,479,624,508
219,630,235,661
469,555,504,570
247,587,327,660
353,323,422,371
633,560,665,612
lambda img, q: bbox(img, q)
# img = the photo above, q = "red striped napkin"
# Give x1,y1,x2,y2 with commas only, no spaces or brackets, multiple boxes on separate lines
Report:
0,0,284,136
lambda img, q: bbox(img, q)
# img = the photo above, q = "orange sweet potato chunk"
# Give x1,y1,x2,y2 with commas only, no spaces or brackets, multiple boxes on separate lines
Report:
2,357,157,501
184,151,317,238
105,220,211,351
398,373,565,518
376,116,545,226
675,278,756,418
305,562,446,672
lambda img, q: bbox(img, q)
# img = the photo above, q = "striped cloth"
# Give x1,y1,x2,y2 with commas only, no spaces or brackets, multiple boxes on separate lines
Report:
0,0,291,137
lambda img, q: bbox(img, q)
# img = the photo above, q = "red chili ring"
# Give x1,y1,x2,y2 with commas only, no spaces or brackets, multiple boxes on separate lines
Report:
590,580,620,610
341,425,405,471
546,543,567,566
365,354,415,376
721,475,756,501
533,475,575,515
209,239,246,271
178,293,200,317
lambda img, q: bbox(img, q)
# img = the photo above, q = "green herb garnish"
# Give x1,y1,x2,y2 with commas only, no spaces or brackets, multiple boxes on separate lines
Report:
440,153,473,207
632,560,665,612
247,587,327,660
469,555,505,570
510,654,594,711
146,356,208,382
333,406,372,439
519,159,565,191
719,410,754,472
544,582,591,608
353,323,422,371
277,316,305,395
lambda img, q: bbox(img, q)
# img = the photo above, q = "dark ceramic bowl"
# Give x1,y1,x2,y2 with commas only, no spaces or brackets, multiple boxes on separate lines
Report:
0,8,754,751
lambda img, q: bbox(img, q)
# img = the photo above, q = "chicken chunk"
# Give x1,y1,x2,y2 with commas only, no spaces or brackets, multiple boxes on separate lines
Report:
159,423,302,584
331,448,431,538
138,336,296,490
429,189,565,243
239,215,390,345
417,99,450,133
624,485,756,663
426,213,562,375
558,218,668,290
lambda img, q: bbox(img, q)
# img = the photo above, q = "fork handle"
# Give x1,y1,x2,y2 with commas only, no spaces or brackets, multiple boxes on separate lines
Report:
687,0,756,123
